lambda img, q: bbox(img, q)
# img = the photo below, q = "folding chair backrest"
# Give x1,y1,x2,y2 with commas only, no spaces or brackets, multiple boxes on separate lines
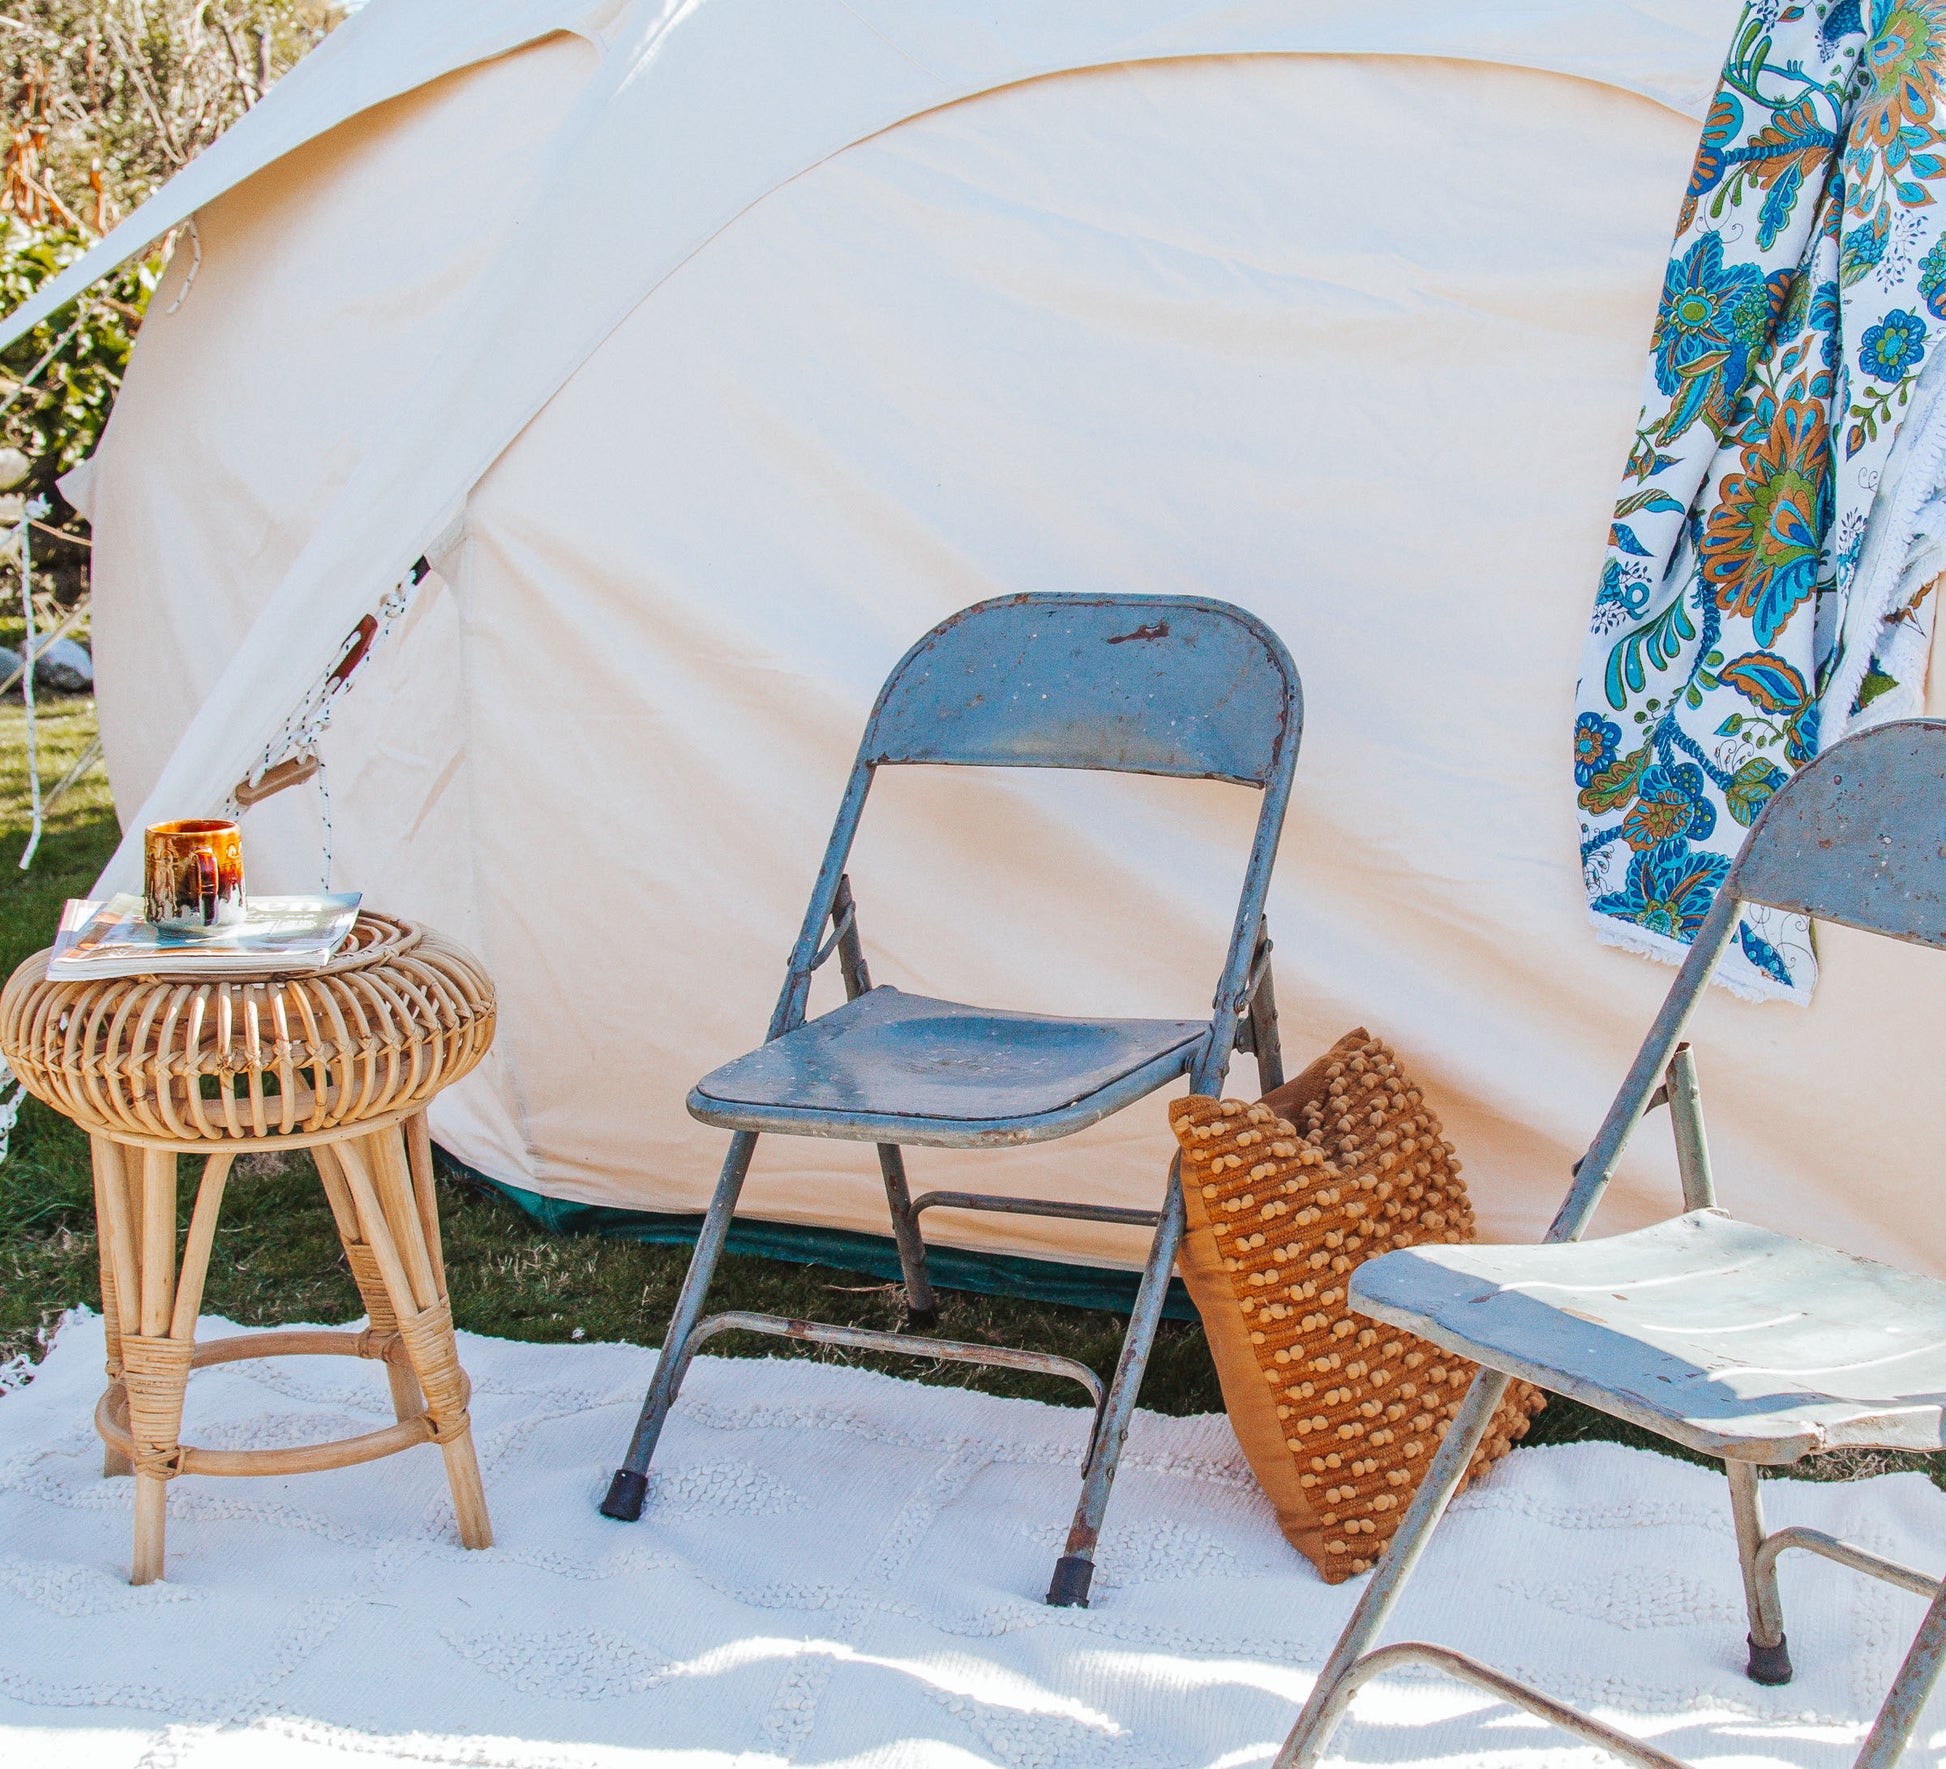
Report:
1731,718,1946,949
862,594,1300,788
774,594,1302,1076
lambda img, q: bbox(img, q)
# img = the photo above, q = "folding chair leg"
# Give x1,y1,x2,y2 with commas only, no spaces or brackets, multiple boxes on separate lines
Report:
1046,1160,1187,1608
1727,1458,1792,1685
1274,1371,1512,1769
1857,1578,1946,1769
1665,1044,1715,1212
601,1131,759,1521
1248,931,1284,1094
877,1143,938,1329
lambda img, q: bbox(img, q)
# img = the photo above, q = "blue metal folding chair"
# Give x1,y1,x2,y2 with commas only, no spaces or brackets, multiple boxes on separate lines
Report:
1279,717,1946,1769
601,592,1302,1606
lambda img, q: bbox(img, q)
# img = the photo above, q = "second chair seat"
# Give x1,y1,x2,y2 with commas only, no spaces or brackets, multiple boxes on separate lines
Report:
1351,1208,1946,1462
689,984,1207,1146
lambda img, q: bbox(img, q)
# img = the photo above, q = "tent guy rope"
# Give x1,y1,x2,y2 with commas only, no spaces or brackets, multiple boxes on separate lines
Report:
224,558,429,888
0,303,91,423
0,282,111,879
12,494,42,871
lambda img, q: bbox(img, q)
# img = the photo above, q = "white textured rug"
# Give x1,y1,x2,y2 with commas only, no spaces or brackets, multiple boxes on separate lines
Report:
1,1313,1943,1768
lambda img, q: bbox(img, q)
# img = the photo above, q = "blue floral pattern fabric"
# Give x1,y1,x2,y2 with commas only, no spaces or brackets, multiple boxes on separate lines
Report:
1577,1,1946,1000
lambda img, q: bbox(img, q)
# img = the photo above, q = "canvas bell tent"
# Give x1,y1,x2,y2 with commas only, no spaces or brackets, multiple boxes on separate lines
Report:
11,0,1946,1286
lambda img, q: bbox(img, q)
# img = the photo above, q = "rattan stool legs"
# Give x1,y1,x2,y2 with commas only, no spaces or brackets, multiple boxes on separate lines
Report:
90,1110,492,1584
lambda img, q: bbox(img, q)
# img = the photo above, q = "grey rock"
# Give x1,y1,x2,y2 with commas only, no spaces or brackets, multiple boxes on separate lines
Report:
34,637,92,693
0,645,19,691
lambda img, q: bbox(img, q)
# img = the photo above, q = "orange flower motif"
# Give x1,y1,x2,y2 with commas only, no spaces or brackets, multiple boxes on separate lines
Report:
1699,394,1832,647
1742,96,1841,189
1854,4,1946,152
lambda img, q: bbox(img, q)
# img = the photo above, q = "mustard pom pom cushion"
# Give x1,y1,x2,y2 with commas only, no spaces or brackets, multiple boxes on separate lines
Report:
1170,1029,1545,1583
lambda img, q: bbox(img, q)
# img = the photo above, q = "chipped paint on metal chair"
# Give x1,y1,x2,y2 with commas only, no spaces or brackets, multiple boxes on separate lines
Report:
1277,717,1946,1769
599,592,1302,1608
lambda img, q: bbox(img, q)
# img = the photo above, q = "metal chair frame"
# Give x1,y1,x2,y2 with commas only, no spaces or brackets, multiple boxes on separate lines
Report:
1278,717,1946,1769
601,592,1303,1607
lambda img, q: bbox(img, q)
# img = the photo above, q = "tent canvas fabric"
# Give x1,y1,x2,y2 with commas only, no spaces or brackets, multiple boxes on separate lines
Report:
19,0,1946,1284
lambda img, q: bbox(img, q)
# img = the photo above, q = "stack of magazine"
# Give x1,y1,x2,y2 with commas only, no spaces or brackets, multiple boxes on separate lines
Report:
47,893,363,981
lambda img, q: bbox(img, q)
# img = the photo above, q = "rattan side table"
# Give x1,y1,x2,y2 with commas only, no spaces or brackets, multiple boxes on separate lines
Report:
0,911,498,1583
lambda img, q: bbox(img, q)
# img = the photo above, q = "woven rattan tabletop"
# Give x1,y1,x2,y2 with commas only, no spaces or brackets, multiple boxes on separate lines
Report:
0,911,496,1145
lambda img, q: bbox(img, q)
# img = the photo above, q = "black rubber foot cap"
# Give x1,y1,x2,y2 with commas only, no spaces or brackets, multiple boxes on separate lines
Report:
600,1468,648,1521
1047,1554,1094,1608
905,1307,940,1333
1747,1633,1793,1686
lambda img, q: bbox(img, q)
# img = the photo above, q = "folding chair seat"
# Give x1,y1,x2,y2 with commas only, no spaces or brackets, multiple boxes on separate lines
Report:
690,987,1208,1144
1356,1211,1946,1462
601,593,1303,1609
1278,718,1946,1769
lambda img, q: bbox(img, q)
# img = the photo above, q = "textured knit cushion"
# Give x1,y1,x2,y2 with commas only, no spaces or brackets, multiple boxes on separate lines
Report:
1170,1029,1546,1583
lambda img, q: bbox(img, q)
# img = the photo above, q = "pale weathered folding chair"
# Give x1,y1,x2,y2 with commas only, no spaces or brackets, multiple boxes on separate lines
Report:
600,592,1302,1606
1278,717,1946,1769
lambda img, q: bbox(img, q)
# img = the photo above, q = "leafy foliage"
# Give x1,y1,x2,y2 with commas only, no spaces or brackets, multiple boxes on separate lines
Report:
4,2,335,224
0,218,160,494
1,3,338,533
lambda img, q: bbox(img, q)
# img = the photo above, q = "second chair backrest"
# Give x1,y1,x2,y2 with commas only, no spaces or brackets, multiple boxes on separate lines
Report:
1554,717,1946,1244
1733,718,1946,949
861,594,1301,790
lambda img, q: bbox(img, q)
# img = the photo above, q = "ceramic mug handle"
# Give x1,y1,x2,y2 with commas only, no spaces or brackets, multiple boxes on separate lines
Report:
194,849,218,926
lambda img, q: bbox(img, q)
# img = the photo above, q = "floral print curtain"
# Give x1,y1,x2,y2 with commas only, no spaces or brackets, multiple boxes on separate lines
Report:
1576,1,1946,1000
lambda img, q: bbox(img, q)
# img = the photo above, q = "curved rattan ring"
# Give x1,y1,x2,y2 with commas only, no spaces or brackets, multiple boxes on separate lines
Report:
0,911,496,1143
95,1333,474,1478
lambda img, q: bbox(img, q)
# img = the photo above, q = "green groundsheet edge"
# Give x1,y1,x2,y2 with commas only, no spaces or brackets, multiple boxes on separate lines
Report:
457,1158,1199,1322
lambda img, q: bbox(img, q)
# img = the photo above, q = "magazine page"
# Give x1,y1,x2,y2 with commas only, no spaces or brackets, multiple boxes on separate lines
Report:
47,893,363,980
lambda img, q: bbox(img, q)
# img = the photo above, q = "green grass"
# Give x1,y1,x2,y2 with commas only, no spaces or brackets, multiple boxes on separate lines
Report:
0,695,1936,1488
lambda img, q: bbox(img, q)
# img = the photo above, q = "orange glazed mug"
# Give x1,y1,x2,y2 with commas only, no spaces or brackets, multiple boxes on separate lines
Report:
144,819,246,931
